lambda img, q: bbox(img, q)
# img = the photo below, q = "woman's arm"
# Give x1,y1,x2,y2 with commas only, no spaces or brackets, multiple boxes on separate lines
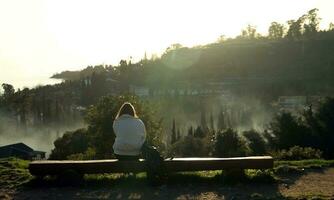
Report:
139,119,146,144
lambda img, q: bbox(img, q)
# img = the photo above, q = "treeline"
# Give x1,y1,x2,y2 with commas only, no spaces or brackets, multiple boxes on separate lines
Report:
168,97,334,159
0,83,81,132
50,8,334,101
49,95,334,160
2,8,333,125
0,68,118,132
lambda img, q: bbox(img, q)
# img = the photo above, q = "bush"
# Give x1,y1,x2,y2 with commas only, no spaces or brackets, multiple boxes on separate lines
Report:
272,146,322,160
243,130,267,155
66,147,96,160
49,129,90,160
214,128,249,157
169,135,211,157
269,112,311,150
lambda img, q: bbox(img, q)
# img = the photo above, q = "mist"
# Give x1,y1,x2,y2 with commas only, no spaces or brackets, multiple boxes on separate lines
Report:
0,112,85,156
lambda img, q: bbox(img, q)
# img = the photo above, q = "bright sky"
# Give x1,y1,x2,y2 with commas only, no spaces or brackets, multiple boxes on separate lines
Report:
0,0,334,89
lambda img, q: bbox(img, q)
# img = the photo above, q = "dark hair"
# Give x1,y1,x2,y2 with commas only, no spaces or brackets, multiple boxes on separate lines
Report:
116,102,137,118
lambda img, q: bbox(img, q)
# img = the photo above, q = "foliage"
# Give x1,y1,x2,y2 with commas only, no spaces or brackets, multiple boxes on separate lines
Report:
169,135,211,157
269,112,310,150
49,128,90,160
272,146,322,160
299,98,334,158
243,130,266,155
84,95,163,158
214,128,249,157
0,158,32,189
66,147,96,160
50,95,163,159
240,24,260,39
269,97,334,158
268,22,285,39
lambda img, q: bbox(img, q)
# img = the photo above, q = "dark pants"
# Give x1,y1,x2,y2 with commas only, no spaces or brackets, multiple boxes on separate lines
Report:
115,154,140,161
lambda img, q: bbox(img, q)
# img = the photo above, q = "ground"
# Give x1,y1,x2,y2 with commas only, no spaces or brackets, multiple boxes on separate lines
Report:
1,158,334,200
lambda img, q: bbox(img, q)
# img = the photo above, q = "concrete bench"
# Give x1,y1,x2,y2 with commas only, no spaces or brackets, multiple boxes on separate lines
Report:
29,156,273,177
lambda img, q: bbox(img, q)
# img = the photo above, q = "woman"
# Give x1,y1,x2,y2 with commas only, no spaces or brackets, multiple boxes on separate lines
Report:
113,102,146,160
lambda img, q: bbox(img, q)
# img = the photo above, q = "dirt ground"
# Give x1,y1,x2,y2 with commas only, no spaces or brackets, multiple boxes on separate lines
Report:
1,168,334,200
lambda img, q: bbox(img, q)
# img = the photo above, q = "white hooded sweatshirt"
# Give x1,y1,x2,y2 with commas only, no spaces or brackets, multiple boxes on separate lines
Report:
112,114,146,156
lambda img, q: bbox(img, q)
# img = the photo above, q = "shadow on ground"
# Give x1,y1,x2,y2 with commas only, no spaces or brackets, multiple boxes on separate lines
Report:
14,171,284,200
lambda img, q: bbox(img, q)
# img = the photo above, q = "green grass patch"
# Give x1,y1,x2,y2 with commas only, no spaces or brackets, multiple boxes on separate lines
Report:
2,157,333,189
0,157,32,189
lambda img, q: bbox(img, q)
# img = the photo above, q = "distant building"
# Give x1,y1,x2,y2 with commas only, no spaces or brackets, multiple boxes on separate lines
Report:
129,85,150,97
274,96,324,112
0,143,46,160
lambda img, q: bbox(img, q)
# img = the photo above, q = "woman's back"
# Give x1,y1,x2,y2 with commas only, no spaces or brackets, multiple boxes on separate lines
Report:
113,114,146,156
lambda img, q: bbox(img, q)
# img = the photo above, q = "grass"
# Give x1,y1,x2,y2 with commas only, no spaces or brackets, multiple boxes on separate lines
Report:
1,157,334,200
1,157,334,189
0,157,32,189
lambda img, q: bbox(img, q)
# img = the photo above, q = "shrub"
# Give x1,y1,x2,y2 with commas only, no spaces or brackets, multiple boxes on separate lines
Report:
272,146,322,160
214,128,249,157
169,135,211,157
49,128,89,160
243,130,267,155
66,147,96,160
269,112,311,150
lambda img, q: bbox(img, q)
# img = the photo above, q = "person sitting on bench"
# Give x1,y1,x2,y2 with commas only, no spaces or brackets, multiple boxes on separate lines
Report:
113,102,146,161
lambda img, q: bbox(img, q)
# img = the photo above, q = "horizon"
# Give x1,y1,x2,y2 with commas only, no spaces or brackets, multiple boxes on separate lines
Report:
1,0,334,89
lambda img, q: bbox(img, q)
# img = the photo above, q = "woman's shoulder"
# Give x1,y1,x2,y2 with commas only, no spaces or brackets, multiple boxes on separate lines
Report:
115,115,144,124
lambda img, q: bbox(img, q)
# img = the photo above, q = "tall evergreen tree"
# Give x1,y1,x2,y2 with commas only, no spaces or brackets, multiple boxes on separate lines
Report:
171,118,177,144
217,108,226,131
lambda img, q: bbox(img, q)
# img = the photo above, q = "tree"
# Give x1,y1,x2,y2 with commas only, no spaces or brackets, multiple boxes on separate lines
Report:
49,129,90,160
216,35,226,43
240,24,259,39
171,118,177,144
194,126,205,138
268,22,285,39
312,98,334,158
170,135,210,157
269,112,310,150
286,16,305,40
243,130,266,155
209,112,215,132
1,83,15,109
303,8,321,38
214,128,248,157
200,107,208,133
84,95,163,158
187,126,194,136
177,128,181,140
329,22,334,31
217,108,226,131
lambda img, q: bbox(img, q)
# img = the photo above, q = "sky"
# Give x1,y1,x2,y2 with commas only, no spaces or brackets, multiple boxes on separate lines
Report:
0,0,334,89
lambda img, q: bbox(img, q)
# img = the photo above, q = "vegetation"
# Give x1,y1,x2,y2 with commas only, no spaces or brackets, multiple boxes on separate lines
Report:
267,97,334,158
0,8,333,162
214,128,249,157
0,158,32,189
272,146,323,161
50,95,163,159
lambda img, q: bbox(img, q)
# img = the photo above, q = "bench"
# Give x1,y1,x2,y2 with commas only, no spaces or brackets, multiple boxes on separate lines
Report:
29,156,273,177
